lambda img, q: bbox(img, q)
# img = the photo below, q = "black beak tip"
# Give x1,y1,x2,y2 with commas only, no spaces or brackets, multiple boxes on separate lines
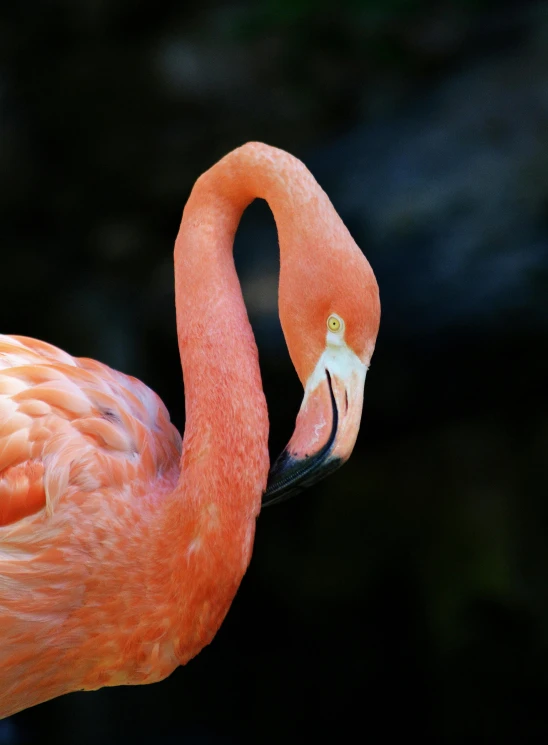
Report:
262,448,344,507
262,450,305,506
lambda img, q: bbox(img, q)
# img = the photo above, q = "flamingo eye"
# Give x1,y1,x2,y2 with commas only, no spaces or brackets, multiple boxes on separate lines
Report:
327,314,343,333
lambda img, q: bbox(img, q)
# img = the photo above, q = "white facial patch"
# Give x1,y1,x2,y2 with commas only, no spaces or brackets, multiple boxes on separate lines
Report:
304,319,367,401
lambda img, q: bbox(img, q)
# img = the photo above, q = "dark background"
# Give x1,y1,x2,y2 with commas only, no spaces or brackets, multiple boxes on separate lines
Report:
1,1,548,743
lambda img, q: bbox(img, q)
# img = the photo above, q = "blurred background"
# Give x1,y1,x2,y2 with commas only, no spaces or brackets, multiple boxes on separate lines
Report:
1,0,548,743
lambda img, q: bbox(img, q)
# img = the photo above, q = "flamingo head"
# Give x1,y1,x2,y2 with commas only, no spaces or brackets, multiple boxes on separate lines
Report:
263,207,380,506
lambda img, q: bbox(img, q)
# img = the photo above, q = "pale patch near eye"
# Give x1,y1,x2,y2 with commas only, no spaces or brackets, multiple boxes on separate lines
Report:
305,341,367,401
326,329,345,347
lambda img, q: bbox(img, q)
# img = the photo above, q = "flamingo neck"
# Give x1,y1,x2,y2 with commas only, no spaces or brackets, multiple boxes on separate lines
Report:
171,144,331,516
175,145,312,517
161,143,333,663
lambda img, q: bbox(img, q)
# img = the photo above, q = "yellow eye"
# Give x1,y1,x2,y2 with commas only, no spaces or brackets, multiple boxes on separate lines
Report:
327,314,342,332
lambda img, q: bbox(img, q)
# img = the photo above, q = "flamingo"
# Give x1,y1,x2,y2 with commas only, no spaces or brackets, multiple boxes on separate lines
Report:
0,142,380,718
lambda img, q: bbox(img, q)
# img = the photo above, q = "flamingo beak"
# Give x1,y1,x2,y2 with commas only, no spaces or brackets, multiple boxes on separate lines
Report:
262,348,367,506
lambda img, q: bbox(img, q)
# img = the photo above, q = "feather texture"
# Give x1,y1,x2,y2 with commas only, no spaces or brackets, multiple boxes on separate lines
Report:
0,335,181,526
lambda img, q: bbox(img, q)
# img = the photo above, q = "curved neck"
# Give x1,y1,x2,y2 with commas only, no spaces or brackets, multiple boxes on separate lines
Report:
172,143,343,517
172,144,307,514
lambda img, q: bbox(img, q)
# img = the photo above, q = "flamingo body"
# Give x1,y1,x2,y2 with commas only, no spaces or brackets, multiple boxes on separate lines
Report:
0,335,263,716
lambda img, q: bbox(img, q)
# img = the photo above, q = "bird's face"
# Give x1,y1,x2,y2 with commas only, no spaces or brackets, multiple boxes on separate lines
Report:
263,227,380,505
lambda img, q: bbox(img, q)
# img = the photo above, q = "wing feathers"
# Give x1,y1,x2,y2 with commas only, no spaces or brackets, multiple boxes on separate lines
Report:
0,334,181,527
0,430,31,473
0,461,45,526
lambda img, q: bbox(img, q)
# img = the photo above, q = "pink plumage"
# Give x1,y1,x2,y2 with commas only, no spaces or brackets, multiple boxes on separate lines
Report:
0,142,380,718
